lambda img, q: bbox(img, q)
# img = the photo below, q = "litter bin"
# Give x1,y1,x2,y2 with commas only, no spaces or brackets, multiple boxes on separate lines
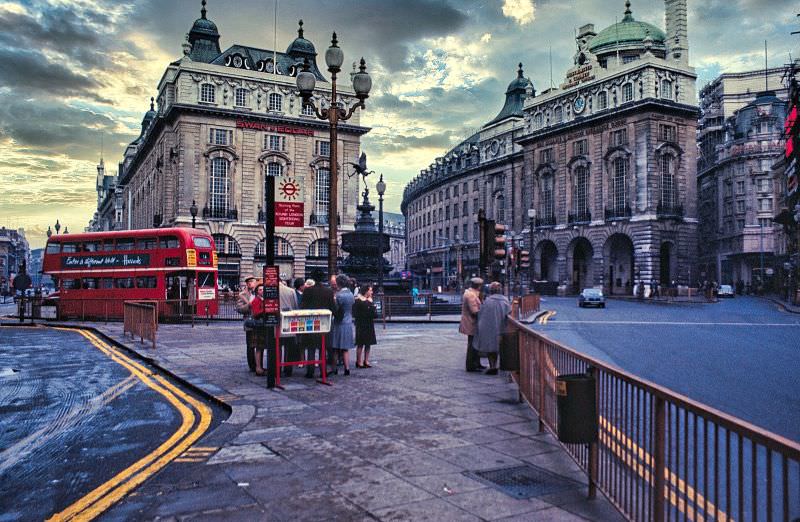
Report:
556,372,597,444
499,330,519,372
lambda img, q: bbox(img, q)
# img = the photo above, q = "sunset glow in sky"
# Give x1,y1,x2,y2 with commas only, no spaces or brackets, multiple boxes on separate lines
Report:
0,0,796,247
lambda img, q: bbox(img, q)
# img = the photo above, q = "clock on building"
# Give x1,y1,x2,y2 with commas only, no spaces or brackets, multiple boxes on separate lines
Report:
573,95,586,114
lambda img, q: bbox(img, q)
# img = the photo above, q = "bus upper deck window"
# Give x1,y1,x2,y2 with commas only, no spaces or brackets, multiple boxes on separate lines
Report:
101,240,115,251
62,243,79,253
160,236,179,249
46,242,60,254
140,238,158,250
84,241,101,252
193,237,212,248
117,239,135,251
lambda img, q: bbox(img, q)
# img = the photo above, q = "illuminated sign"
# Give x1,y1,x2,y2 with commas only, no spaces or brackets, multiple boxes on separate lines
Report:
236,120,314,136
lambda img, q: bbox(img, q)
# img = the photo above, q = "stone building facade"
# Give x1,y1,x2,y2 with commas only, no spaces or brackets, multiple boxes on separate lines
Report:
0,227,30,295
381,212,406,275
402,0,699,294
697,68,791,288
111,5,368,288
402,65,530,290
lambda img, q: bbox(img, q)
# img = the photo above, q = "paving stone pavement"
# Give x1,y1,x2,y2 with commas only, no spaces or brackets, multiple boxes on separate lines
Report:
79,320,623,521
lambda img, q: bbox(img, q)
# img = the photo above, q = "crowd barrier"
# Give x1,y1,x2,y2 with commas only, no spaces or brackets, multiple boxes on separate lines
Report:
123,301,158,349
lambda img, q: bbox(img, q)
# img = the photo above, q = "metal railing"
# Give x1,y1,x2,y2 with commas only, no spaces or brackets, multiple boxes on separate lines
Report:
605,205,633,220
515,294,541,319
123,301,158,349
509,318,800,522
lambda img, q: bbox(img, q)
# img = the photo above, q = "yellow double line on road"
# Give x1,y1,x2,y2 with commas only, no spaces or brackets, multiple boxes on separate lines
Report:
537,310,557,325
47,328,213,522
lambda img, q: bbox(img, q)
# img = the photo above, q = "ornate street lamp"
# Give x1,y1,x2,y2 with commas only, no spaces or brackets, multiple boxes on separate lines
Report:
190,199,198,229
296,33,372,278
376,173,386,295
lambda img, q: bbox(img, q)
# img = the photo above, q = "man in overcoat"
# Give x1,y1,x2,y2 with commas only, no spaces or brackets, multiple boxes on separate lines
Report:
299,279,336,378
459,277,485,372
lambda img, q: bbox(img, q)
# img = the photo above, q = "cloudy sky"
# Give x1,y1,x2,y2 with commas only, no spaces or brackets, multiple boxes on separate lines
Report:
0,0,797,248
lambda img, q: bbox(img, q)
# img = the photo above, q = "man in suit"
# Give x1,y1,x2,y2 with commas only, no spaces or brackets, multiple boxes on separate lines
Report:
236,276,259,371
299,278,336,378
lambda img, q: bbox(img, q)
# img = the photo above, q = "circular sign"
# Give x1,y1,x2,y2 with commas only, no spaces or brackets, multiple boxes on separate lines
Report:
573,95,586,114
278,178,300,200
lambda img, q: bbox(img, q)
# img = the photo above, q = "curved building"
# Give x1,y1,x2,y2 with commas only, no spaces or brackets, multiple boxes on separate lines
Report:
403,0,698,294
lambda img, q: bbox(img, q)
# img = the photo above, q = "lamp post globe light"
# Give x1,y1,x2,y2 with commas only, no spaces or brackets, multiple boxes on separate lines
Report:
190,199,198,229
296,33,372,279
376,173,386,295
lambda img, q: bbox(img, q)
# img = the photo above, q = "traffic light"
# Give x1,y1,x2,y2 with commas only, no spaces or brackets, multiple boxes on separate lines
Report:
492,222,507,261
519,249,530,270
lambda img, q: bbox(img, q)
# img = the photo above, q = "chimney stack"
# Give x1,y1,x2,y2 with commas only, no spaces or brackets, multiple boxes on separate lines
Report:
665,0,689,65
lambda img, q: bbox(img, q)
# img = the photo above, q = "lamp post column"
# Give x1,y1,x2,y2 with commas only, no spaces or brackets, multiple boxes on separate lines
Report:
378,184,384,294
328,76,339,279
528,209,536,293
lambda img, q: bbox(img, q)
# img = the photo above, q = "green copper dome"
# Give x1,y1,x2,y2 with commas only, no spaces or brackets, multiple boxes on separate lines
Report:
588,2,665,54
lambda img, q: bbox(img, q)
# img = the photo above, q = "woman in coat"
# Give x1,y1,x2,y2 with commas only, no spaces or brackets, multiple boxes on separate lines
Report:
331,274,356,375
353,284,377,368
474,282,511,375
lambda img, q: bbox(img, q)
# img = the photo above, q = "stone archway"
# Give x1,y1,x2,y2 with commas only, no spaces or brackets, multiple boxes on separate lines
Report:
567,237,594,294
535,240,558,282
603,233,634,295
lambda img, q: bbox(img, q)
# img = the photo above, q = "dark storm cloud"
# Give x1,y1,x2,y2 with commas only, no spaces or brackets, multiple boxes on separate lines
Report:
0,47,109,102
0,96,135,161
131,0,468,73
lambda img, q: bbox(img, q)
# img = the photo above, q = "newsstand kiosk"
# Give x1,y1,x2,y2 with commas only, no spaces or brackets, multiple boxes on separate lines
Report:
274,309,333,389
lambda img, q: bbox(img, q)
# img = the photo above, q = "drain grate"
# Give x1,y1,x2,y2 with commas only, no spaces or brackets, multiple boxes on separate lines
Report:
463,464,582,499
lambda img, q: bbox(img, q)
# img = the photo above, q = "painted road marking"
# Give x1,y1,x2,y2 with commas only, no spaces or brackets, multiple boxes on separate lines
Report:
537,311,557,324
47,328,212,522
0,375,138,475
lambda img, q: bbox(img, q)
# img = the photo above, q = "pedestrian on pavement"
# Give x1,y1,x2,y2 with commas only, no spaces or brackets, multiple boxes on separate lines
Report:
331,274,355,376
279,280,299,377
353,284,377,368
293,277,305,305
474,282,511,375
236,276,259,372
299,279,336,378
249,283,269,376
459,277,485,372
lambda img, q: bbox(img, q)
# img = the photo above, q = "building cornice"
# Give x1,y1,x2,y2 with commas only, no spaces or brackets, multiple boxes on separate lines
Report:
517,98,699,146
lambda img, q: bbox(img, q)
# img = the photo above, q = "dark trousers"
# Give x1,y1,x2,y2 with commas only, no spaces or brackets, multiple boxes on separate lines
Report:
303,333,335,374
281,337,301,375
466,335,482,370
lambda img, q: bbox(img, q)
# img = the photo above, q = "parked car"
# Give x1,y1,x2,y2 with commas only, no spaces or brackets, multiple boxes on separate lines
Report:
578,288,605,308
717,284,735,298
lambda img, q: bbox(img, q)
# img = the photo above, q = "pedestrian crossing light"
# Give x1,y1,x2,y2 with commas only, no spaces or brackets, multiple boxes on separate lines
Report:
519,249,530,270
492,222,507,261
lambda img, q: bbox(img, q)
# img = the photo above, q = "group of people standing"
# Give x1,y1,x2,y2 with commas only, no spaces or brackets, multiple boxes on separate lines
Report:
459,277,512,375
236,273,378,378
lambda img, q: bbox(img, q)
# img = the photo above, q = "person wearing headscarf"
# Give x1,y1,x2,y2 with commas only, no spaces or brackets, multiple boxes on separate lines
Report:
474,282,511,375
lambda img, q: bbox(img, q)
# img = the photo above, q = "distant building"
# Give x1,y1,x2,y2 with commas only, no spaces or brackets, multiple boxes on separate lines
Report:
403,0,699,294
0,227,30,294
98,3,369,288
88,157,123,232
381,212,406,274
697,67,791,288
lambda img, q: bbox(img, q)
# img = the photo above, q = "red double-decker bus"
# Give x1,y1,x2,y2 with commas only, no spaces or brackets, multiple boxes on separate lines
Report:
42,228,218,320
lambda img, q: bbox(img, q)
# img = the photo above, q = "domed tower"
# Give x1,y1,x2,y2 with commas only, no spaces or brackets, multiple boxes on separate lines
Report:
486,63,534,126
139,97,158,138
187,0,221,63
285,20,316,64
587,1,667,66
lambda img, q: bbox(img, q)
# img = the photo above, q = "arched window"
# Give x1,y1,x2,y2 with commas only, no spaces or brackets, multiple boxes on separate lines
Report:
212,234,240,255
661,79,673,100
235,88,248,107
540,173,554,221
554,106,563,123
200,83,215,103
612,157,627,211
495,194,505,222
268,93,283,112
307,239,328,258
209,158,229,214
256,237,293,257
597,91,608,110
573,166,589,217
534,113,543,128
314,168,330,223
660,155,676,208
